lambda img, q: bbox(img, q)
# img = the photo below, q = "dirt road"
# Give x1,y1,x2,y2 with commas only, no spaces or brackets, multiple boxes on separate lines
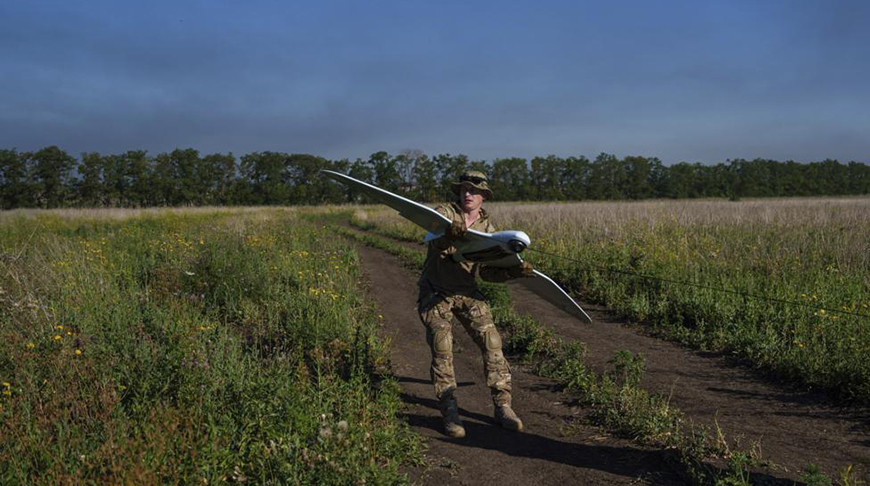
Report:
509,284,870,481
351,235,869,484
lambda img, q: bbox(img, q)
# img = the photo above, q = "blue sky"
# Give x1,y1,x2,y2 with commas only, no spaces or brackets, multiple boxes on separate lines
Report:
1,0,867,164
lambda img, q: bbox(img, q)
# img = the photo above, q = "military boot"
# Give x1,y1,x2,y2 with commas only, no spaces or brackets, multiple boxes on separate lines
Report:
494,405,524,432
439,397,466,438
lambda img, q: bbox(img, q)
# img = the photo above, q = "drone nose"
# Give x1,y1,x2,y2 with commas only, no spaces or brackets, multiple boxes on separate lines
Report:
509,239,527,253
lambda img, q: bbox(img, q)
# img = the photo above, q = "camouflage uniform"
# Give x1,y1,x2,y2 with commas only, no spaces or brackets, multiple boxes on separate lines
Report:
418,202,518,408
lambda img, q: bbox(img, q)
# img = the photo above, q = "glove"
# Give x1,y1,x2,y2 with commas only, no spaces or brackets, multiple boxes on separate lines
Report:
508,261,536,278
444,217,467,241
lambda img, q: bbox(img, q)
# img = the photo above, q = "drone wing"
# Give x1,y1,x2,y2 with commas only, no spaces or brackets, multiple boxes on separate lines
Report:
322,170,452,234
322,169,495,247
517,270,593,323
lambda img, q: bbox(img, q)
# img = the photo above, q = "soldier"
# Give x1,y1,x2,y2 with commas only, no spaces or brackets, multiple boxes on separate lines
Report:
418,170,535,438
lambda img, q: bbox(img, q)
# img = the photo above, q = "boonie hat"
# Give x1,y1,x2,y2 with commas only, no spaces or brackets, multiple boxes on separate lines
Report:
451,170,493,199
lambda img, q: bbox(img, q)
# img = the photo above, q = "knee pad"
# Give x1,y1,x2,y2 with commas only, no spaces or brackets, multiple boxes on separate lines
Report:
432,327,453,354
484,327,503,351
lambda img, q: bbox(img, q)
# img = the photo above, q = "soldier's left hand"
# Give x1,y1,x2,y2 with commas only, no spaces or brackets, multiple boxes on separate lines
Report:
445,217,467,240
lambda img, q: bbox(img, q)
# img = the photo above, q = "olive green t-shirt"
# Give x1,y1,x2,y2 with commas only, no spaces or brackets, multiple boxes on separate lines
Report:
418,202,512,300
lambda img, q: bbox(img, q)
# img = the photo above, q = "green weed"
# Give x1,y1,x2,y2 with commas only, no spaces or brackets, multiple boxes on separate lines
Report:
0,209,421,484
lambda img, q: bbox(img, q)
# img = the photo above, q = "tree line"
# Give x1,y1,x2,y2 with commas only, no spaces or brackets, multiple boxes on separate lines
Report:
1,146,868,209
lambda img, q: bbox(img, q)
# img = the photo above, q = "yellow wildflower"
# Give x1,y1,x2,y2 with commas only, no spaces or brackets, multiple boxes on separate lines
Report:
75,349,82,355
54,335,62,341
57,325,64,330
2,382,9,388
26,342,35,349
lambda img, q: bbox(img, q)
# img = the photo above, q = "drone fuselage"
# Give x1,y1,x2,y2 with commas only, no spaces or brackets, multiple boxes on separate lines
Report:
424,230,530,265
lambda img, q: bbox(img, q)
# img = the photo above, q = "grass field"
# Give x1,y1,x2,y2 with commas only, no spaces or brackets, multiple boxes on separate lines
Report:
2,199,866,484
352,197,870,402
0,208,420,484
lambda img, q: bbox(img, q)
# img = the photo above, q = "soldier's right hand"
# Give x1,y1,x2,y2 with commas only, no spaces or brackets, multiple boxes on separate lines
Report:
508,261,536,278
445,217,467,240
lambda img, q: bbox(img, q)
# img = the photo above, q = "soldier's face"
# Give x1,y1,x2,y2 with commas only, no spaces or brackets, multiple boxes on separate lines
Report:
459,186,484,213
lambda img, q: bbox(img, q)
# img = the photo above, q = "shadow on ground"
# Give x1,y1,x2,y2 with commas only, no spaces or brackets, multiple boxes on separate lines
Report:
400,389,803,486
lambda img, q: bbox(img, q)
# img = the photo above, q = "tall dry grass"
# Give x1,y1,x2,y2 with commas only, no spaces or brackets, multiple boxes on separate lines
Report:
490,198,870,271
0,206,298,223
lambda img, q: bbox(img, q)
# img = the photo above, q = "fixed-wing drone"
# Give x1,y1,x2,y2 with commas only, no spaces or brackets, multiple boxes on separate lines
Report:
321,170,592,323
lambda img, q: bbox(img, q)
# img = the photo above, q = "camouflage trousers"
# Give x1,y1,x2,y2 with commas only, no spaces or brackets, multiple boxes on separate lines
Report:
418,293,512,407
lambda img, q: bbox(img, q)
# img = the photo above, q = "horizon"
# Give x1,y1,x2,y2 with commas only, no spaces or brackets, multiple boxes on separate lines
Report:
3,144,868,167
